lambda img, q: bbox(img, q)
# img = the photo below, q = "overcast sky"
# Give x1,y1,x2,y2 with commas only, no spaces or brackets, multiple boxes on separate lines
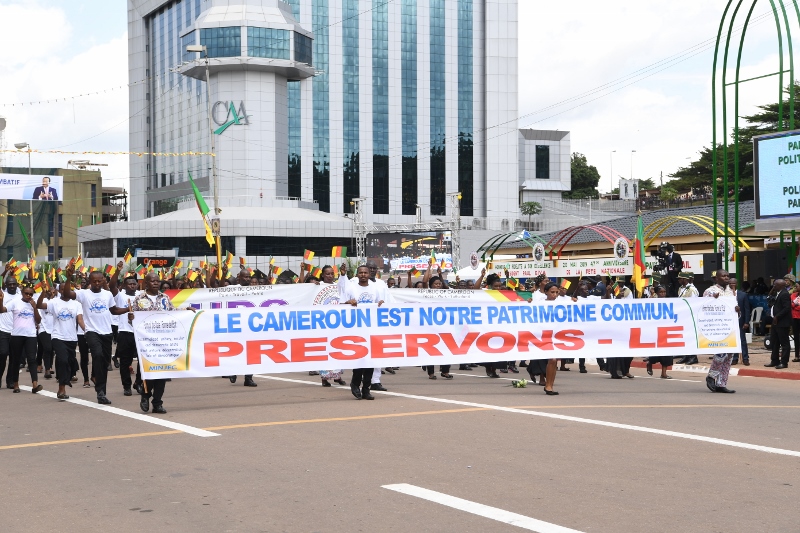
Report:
0,0,790,199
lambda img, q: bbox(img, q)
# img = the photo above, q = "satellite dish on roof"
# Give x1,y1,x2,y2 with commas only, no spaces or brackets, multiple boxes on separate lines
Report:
0,117,6,131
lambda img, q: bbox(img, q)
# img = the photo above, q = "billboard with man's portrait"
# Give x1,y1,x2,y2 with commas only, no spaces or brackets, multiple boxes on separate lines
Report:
0,173,63,201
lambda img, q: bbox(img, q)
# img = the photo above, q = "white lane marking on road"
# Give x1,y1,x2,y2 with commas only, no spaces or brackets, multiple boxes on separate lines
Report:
383,483,584,533
450,372,702,384
254,375,800,457
20,386,219,438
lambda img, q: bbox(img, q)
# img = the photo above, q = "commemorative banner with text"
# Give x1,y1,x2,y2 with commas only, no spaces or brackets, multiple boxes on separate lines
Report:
133,298,741,379
0,173,63,201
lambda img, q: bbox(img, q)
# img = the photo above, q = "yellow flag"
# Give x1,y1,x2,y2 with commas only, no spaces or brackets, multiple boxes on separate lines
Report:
204,219,214,247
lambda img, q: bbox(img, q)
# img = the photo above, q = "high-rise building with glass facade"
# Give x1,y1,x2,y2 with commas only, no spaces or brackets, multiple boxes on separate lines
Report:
127,0,519,228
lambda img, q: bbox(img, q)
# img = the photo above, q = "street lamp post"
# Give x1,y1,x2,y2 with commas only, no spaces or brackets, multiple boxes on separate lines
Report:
186,44,219,215
610,150,616,195
14,142,34,260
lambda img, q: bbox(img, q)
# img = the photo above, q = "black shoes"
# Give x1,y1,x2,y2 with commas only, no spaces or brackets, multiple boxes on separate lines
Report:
123,388,132,396
361,390,375,400
683,357,699,365
31,384,43,394
706,376,717,392
228,375,237,383
775,364,788,369
579,366,588,374
133,383,143,395
646,362,653,376
544,390,559,395
322,380,332,387
764,363,778,367
385,368,396,374
350,384,362,399
715,387,736,393
334,378,347,386
112,356,120,369
140,397,150,412
97,395,111,405
243,378,258,387
370,383,387,391
440,373,453,379
56,392,69,400
458,365,472,370
152,405,167,414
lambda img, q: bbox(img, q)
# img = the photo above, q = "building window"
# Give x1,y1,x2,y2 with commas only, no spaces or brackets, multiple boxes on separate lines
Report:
430,0,446,216
58,214,63,237
200,27,241,58
47,246,63,262
313,0,330,212
372,0,389,215
247,27,289,59
458,0,474,216
294,32,313,64
288,81,302,198
181,31,196,63
91,184,97,207
401,0,418,216
5,218,13,238
342,0,359,213
536,145,550,180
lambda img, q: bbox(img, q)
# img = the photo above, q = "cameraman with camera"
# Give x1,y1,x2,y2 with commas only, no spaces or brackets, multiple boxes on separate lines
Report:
651,242,682,298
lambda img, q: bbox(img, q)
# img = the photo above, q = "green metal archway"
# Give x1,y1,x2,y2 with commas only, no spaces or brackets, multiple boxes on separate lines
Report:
712,0,800,271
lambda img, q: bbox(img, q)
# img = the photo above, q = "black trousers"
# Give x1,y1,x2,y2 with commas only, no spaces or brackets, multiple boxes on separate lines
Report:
770,325,791,366
734,326,749,363
351,368,374,390
85,331,113,397
9,336,38,384
116,331,137,390
111,324,118,344
579,358,605,369
606,357,633,377
78,334,89,381
36,331,53,371
52,338,77,387
793,318,800,359
424,365,451,375
0,331,12,386
142,379,166,408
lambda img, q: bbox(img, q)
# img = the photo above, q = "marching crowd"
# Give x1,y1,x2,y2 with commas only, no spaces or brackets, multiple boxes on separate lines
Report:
0,252,774,413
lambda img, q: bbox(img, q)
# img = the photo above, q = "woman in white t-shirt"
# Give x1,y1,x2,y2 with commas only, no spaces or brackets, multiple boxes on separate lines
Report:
1,284,42,393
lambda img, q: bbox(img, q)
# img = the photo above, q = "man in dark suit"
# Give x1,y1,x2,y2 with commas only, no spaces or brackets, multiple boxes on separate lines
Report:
665,244,682,297
32,177,58,201
730,277,751,366
766,279,792,369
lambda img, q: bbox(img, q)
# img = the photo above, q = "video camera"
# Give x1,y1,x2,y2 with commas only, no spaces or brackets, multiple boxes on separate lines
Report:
650,242,673,273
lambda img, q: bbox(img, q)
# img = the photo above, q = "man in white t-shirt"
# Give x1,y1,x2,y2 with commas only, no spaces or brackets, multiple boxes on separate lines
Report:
75,270,125,404
347,261,391,388
0,276,22,389
39,277,85,400
109,265,141,396
342,265,385,400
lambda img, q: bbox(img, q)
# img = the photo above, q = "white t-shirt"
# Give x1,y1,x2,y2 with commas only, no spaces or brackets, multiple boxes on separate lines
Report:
0,290,22,333
531,290,547,302
48,298,83,342
40,297,55,334
6,298,37,337
115,291,139,333
76,288,116,335
342,281,386,305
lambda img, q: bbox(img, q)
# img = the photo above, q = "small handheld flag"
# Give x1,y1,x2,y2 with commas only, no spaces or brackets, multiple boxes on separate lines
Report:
506,277,519,290
331,246,347,258
559,278,571,289
174,259,184,269
410,266,419,276
310,266,322,278
187,270,199,281
273,266,284,277
123,249,133,264
303,249,315,263
239,257,246,268
104,264,116,276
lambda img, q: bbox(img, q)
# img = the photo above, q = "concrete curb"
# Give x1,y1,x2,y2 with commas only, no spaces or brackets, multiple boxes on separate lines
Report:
626,360,800,381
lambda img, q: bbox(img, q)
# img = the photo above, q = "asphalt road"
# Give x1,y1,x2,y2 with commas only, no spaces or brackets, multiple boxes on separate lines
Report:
2,364,799,533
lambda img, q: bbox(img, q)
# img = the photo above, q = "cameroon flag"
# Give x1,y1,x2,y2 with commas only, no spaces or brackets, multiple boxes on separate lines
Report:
632,215,646,297
303,249,315,263
310,266,322,278
559,278,571,289
331,246,347,258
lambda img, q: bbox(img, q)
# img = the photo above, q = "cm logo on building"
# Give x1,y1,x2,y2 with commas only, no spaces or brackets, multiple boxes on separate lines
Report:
212,101,250,135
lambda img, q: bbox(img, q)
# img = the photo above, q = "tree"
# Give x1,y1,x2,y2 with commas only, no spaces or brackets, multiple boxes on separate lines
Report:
639,178,657,190
660,185,679,206
564,152,601,199
520,201,542,228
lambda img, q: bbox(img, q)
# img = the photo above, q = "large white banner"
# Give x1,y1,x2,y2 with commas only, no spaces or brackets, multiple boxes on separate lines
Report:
134,298,741,379
0,173,63,201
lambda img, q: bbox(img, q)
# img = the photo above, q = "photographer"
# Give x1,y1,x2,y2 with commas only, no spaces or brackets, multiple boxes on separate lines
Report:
652,242,682,297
